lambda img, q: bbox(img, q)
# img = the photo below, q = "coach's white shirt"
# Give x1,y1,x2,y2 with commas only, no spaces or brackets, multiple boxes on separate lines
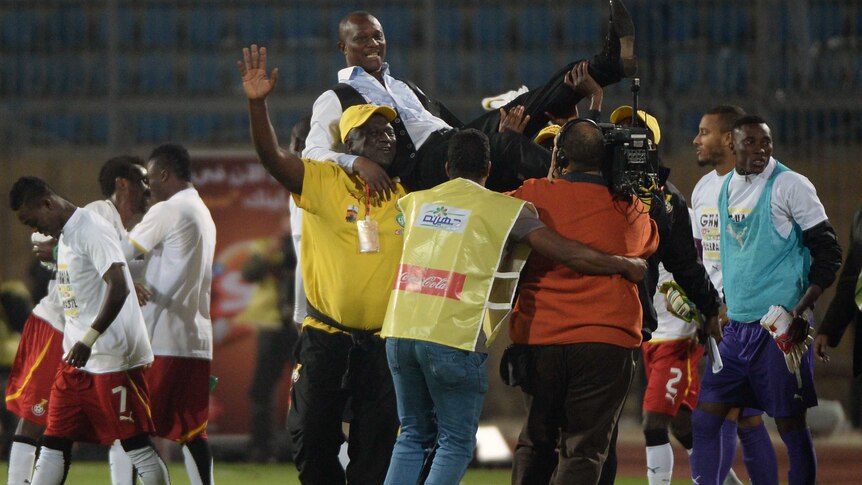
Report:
124,188,216,360
57,209,153,373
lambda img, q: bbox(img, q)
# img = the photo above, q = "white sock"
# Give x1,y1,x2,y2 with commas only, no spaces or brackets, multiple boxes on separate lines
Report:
8,440,38,484
125,446,170,485
723,467,745,485
182,445,213,485
30,447,65,485
109,440,136,485
646,443,674,485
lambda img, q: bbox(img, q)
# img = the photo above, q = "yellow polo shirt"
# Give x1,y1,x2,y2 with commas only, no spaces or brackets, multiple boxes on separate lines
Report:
293,159,407,332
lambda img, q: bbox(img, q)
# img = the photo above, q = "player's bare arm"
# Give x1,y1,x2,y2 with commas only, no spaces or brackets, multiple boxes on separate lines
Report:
238,44,305,195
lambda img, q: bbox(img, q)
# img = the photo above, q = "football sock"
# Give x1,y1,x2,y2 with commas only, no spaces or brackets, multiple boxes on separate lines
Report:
125,445,170,485
30,442,69,485
183,438,213,485
779,427,816,485
717,419,738,483
645,443,673,485
8,435,38,485
109,440,136,485
689,409,724,485
739,421,778,485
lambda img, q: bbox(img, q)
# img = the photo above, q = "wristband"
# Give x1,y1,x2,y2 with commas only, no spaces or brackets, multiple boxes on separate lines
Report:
80,327,101,347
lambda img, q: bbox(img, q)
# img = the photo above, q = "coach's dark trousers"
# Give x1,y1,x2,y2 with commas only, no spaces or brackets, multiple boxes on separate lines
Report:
288,326,398,485
511,342,636,485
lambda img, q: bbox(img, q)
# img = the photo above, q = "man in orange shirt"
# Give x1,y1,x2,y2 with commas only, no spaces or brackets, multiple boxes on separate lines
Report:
509,119,659,485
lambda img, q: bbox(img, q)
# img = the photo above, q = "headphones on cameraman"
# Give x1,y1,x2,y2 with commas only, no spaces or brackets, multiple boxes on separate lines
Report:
553,118,603,173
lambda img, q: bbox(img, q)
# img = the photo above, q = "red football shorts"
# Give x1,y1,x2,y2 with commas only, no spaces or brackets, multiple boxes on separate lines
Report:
147,356,210,443
44,364,155,444
642,338,705,416
5,314,64,426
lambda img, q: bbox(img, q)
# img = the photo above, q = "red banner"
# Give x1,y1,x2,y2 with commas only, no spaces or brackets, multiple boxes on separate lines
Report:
192,155,292,434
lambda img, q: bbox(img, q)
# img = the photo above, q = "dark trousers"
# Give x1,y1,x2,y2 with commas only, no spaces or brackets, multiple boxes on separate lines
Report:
511,343,636,485
287,326,399,485
248,323,299,458
412,53,625,192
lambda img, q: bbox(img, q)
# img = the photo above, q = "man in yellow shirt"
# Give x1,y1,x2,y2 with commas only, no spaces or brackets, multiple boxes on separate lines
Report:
239,46,405,484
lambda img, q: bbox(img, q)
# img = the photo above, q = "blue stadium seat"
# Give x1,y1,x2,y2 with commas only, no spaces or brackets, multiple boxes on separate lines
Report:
236,6,275,44
44,113,83,143
187,7,226,48
472,6,507,47
98,7,136,47
517,5,554,48
141,6,178,47
435,51,462,92
813,48,845,91
48,57,86,95
136,113,172,143
671,51,698,92
707,48,747,94
89,113,109,143
516,49,555,89
668,3,698,42
2,10,40,49
471,49,505,93
185,113,219,142
434,6,463,47
47,6,88,48
562,4,600,47
706,5,747,44
186,54,222,94
138,55,176,94
808,3,845,42
281,6,323,42
376,5,412,45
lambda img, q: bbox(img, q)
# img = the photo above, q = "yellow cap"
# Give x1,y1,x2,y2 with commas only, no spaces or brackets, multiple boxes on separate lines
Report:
339,104,398,143
533,124,561,145
609,106,662,145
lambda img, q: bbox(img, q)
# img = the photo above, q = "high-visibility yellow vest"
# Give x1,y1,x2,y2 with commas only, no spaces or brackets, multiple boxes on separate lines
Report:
382,178,533,352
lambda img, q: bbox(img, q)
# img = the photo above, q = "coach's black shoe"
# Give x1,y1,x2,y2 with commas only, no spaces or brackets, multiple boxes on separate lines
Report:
602,0,637,77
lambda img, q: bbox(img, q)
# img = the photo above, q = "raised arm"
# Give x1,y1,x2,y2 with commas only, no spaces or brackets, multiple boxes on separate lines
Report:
523,227,647,282
237,44,305,194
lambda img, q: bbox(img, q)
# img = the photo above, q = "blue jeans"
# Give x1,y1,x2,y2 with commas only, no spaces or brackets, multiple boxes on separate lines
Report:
383,338,488,485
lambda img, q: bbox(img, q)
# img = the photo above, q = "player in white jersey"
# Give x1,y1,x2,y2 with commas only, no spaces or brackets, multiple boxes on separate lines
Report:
691,106,780,485
10,177,169,485
120,144,217,485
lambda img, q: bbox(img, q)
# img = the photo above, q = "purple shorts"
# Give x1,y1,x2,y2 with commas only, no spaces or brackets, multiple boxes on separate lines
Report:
700,320,817,418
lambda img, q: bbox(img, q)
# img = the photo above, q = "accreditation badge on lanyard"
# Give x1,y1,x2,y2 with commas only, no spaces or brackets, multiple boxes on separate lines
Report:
357,183,380,253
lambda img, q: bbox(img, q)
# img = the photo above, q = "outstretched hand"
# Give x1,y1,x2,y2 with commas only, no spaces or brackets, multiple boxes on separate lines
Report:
237,44,279,100
565,61,602,99
498,105,531,134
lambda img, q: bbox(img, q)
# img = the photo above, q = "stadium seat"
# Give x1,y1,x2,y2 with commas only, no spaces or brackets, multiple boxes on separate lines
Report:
706,5,747,44
471,48,505,93
44,113,83,143
97,7,136,48
434,5,464,47
236,6,275,44
187,7,226,48
709,48,748,94
186,54,223,94
185,113,219,142
667,3,698,43
435,51,462,92
135,113,172,143
141,6,179,47
808,3,845,42
562,4,600,47
671,51,699,92
376,5,413,45
472,6,508,47
138,54,176,94
47,6,88,49
2,10,40,49
281,6,323,43
89,113,109,143
516,48,555,89
516,5,554,48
